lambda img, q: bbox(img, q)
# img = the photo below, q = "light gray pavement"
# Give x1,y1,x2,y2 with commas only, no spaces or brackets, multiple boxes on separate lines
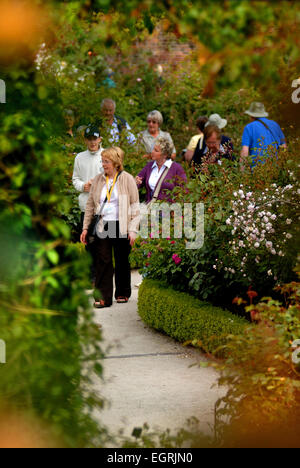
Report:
92,271,224,441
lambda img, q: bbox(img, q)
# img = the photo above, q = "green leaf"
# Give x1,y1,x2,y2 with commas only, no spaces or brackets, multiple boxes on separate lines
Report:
47,250,59,265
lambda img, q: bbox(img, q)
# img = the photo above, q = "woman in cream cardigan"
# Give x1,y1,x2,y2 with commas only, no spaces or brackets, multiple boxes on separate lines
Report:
81,147,140,308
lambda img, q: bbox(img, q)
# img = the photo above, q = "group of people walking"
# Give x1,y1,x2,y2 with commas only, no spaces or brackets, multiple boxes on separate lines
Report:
71,98,286,309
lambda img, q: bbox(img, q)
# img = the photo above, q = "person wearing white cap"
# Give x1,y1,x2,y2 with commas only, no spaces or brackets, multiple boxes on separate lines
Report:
240,102,287,167
205,113,228,130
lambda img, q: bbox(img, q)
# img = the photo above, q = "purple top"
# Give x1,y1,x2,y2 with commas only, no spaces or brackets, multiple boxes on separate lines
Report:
137,161,187,203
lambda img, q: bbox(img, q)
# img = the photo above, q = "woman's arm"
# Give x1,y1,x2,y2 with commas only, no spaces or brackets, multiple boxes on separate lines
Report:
136,164,149,188
82,182,96,231
175,164,187,183
127,176,141,244
159,164,187,196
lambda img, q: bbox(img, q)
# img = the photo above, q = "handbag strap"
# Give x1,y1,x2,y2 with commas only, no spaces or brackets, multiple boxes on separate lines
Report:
98,170,123,215
198,134,204,150
152,163,172,202
256,119,279,147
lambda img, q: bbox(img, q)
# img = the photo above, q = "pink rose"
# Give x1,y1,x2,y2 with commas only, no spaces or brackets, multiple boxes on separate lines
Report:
172,254,182,265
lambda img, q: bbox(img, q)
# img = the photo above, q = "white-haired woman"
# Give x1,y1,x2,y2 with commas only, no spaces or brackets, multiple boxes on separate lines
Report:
136,136,186,203
138,110,176,160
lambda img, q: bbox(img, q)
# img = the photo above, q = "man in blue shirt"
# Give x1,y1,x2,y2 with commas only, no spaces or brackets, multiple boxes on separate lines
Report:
240,102,287,167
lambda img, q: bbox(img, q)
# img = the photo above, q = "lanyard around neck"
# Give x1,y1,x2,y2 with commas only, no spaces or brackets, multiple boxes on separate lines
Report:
106,172,118,202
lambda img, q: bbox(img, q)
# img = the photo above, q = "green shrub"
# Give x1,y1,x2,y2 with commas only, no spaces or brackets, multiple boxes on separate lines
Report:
138,279,248,356
0,57,105,446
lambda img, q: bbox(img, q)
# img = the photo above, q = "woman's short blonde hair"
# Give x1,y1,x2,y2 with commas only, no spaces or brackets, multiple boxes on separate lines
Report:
155,136,173,159
102,147,124,171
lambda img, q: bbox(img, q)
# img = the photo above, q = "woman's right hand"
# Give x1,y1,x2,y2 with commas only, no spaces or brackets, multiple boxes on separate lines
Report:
135,176,142,186
80,230,88,245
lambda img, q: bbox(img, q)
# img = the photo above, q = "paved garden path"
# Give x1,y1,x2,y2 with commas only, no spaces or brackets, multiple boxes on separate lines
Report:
92,271,224,441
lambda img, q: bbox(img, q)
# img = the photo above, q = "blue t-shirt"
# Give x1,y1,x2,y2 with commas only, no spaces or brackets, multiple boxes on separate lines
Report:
242,118,285,165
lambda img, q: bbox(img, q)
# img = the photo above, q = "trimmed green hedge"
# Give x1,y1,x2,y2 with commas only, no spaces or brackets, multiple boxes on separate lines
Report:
138,279,248,356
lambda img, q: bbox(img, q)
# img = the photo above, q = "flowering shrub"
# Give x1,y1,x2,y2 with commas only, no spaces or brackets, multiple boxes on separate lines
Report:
221,179,300,290
134,150,299,309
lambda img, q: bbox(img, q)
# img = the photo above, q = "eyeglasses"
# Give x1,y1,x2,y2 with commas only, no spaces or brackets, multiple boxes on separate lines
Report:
147,119,158,124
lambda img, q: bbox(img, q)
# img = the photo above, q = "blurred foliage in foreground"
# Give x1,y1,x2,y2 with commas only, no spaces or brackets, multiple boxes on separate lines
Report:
0,67,106,446
0,1,107,447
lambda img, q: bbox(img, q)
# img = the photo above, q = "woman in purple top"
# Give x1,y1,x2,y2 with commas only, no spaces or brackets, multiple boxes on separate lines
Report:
136,136,187,203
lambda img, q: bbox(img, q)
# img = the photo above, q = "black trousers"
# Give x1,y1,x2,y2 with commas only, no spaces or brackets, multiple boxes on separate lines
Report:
81,212,97,282
94,221,132,305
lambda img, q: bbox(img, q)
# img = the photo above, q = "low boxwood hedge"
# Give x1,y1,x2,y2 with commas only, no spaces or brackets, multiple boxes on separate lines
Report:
138,279,248,356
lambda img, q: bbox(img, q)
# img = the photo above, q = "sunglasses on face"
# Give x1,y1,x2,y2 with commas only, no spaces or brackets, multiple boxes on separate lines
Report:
147,120,158,124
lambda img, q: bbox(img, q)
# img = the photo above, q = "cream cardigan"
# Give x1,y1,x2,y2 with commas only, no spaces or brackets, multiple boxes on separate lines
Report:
83,171,140,236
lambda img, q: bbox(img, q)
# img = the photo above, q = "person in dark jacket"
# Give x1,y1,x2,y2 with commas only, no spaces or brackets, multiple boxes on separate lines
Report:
192,125,234,172
192,113,233,166
184,115,208,163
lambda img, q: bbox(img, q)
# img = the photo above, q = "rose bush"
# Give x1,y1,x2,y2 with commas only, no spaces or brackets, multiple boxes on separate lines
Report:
132,148,299,310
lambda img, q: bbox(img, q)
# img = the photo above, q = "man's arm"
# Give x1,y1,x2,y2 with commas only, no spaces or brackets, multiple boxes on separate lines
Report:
72,158,85,192
240,125,251,166
185,150,194,162
240,146,249,158
279,129,287,149
72,158,92,192
240,146,249,171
